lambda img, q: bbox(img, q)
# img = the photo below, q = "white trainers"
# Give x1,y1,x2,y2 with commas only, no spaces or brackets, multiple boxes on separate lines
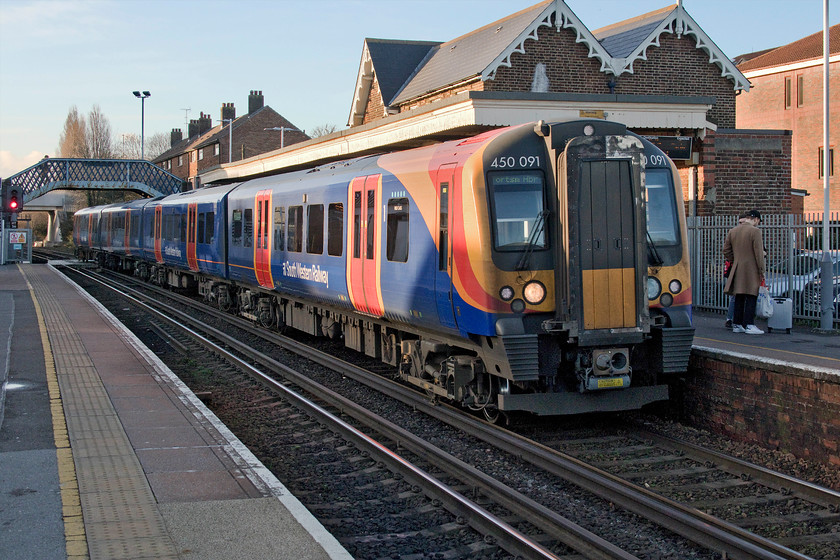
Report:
744,325,764,335
732,325,746,333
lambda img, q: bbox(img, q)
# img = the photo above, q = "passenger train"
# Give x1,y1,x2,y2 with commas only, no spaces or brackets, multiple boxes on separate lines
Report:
74,120,694,419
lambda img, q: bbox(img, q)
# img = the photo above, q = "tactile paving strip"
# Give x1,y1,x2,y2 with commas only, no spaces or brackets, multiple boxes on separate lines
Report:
23,267,179,560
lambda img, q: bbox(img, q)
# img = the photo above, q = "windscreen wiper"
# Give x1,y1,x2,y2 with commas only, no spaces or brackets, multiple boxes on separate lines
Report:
516,210,548,271
646,230,664,267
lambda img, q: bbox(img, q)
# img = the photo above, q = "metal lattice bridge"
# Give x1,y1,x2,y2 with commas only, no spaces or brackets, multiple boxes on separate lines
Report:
6,158,186,203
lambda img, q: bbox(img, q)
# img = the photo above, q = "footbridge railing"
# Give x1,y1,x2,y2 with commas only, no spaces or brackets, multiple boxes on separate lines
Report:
6,158,186,202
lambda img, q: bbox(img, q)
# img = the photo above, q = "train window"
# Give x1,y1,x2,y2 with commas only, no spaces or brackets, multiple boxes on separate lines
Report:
366,190,375,260
288,206,303,252
387,198,409,262
274,206,285,250
488,171,546,251
244,208,253,248
197,212,205,244
327,202,343,256
178,215,186,243
232,209,243,244
307,204,324,254
353,192,362,259
204,212,214,244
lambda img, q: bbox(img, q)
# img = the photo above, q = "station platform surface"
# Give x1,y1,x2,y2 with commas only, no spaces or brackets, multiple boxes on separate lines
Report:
0,263,352,560
691,309,840,373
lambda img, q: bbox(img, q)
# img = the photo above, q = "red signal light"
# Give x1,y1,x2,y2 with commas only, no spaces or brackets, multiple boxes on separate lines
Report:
9,199,17,210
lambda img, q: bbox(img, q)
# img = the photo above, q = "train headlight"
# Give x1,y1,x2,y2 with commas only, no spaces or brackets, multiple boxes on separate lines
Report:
499,286,515,301
510,299,526,313
669,279,682,294
523,281,546,305
660,293,674,307
647,277,661,300
583,124,595,136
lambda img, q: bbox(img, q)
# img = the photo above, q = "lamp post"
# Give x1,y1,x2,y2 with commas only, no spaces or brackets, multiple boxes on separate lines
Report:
264,126,296,149
132,90,151,159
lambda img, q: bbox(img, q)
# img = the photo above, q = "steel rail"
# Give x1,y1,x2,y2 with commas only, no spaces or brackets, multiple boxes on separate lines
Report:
75,266,814,560
68,267,637,560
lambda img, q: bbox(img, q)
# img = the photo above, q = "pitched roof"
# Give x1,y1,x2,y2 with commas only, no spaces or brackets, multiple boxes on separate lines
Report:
594,6,675,58
366,39,440,105
737,24,840,72
392,1,556,104
349,0,749,121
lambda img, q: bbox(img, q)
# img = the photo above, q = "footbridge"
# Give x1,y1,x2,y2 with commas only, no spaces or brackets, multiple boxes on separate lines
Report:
3,158,185,244
6,158,186,203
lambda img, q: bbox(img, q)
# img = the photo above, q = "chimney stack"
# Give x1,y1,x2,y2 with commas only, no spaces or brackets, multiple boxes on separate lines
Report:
248,90,264,114
188,119,199,138
221,102,236,123
170,128,183,148
198,112,212,135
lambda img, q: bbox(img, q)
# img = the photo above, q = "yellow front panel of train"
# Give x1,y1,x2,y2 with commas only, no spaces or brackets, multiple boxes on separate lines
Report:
582,268,636,329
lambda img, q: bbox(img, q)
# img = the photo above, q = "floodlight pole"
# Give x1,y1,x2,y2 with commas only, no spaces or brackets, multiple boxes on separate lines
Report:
132,90,151,160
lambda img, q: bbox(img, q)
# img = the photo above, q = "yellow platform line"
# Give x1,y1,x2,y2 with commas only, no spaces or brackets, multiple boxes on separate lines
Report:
23,266,89,560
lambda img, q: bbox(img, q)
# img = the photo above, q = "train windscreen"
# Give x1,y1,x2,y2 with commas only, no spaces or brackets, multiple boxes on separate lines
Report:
489,171,546,251
645,168,681,265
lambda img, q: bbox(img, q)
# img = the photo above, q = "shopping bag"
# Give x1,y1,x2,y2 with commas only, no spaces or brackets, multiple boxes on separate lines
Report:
756,286,774,319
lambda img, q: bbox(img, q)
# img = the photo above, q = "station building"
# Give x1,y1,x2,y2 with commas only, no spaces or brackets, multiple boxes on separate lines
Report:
198,0,797,218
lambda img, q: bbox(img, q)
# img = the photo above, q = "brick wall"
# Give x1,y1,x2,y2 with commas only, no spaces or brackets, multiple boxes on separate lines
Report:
676,350,840,466
363,76,386,124
702,129,792,216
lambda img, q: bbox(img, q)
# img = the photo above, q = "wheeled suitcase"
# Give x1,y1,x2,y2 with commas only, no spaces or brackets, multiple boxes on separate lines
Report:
767,297,792,333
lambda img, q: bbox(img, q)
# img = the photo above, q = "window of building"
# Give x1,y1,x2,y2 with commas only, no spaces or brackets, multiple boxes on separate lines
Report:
307,204,324,254
214,144,220,156
327,203,343,256
386,198,409,262
819,147,835,178
273,206,285,250
784,77,792,109
178,155,183,166
199,148,204,161
797,75,804,107
287,206,303,252
190,151,196,162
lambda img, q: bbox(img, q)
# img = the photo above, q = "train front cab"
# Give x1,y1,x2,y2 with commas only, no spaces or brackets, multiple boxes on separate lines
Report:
494,121,694,415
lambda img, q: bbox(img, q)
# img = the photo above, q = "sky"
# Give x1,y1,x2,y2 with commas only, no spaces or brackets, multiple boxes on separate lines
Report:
0,0,837,178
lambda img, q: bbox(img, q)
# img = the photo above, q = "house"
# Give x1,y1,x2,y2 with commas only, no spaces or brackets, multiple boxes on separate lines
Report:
154,91,309,188
736,25,840,214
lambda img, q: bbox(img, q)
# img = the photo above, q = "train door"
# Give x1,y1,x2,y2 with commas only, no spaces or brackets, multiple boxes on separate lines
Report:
87,214,95,249
125,210,132,256
348,175,383,316
578,159,637,330
187,203,198,271
254,190,273,288
154,206,163,263
435,164,458,330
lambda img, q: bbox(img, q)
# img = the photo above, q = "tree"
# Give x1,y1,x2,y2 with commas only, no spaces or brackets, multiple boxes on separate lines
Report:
86,104,113,158
309,123,340,138
58,106,88,157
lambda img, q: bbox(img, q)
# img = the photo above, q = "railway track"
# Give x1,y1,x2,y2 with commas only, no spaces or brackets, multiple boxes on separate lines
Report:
58,263,840,559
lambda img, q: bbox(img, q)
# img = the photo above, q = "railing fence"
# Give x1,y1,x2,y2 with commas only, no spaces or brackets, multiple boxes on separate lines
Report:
688,212,839,327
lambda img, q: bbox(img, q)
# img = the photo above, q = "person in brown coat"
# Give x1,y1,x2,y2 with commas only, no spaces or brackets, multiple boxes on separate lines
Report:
723,209,766,334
